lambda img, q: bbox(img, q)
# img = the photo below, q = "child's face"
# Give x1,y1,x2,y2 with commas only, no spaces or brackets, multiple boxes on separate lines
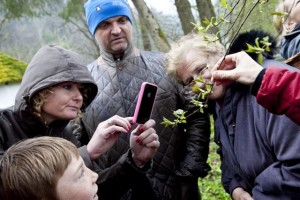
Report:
56,156,99,200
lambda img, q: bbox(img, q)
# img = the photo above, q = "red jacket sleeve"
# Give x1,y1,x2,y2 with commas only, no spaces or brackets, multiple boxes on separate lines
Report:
256,66,300,124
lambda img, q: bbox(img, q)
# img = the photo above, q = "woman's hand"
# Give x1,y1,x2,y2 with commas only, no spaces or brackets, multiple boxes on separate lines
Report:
232,187,253,200
130,119,160,167
211,51,263,86
87,115,132,160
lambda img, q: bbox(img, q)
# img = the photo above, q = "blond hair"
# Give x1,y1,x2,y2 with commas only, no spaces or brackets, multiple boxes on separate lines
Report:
166,33,225,80
275,0,299,35
273,1,285,34
0,136,79,200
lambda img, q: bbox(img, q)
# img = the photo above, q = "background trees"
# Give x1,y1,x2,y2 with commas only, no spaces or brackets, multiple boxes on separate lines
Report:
0,0,279,64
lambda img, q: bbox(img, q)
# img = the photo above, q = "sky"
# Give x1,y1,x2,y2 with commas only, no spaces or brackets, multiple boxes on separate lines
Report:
139,0,177,15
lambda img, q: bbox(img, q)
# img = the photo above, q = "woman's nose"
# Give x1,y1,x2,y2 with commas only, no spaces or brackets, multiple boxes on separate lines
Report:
202,70,212,80
73,88,83,101
198,69,213,85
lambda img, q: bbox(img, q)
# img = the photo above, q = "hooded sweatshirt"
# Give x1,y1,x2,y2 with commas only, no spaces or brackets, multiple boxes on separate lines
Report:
0,45,160,199
0,44,97,160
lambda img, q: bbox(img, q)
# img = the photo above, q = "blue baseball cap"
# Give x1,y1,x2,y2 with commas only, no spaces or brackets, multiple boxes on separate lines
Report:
84,0,132,35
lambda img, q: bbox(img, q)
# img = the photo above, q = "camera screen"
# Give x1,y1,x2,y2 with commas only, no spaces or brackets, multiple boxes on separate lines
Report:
136,84,157,124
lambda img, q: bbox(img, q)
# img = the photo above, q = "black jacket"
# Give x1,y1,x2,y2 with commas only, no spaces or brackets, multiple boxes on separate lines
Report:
81,46,211,200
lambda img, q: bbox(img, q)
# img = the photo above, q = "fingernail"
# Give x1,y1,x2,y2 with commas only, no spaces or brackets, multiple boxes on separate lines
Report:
136,138,141,144
139,127,144,132
128,125,132,130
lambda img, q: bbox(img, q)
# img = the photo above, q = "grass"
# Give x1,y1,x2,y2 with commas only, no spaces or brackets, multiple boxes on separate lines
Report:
198,116,231,200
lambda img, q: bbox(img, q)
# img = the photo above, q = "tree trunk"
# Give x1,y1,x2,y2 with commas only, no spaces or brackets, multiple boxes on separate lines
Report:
140,21,152,50
175,0,195,35
195,0,219,35
131,0,170,52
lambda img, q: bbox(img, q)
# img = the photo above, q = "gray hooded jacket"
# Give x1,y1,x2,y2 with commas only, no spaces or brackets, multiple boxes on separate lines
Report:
0,45,97,159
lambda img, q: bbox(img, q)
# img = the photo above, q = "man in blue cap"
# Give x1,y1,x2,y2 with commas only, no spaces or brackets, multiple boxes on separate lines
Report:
81,0,211,199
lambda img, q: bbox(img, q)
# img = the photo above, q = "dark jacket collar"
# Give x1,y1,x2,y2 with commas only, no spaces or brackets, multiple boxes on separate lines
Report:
99,42,135,64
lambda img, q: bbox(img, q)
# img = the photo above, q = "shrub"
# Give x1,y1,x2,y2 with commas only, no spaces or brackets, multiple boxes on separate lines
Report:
0,52,27,85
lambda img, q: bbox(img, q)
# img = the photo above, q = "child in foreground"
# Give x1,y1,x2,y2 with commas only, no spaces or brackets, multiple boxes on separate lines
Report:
0,136,99,200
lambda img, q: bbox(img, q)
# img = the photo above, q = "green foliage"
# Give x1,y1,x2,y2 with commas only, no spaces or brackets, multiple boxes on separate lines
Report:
161,73,212,127
0,52,26,85
158,27,170,47
259,0,270,4
193,74,213,100
271,11,288,17
59,0,84,22
193,0,232,37
244,36,272,64
0,0,61,18
199,116,230,200
236,0,279,36
221,0,233,10
161,109,187,128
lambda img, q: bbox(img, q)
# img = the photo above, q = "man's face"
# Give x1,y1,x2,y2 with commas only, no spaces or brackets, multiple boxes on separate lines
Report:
176,50,227,100
94,16,132,55
56,156,99,200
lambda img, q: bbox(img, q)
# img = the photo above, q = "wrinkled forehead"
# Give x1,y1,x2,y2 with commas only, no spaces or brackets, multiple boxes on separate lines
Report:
176,50,221,82
183,48,223,65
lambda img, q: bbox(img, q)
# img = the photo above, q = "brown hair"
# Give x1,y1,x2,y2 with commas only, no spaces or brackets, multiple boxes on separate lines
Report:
0,136,79,200
31,87,54,121
166,33,225,80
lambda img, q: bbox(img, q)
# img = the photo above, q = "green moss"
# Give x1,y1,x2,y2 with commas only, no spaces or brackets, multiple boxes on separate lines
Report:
0,52,27,85
158,27,170,47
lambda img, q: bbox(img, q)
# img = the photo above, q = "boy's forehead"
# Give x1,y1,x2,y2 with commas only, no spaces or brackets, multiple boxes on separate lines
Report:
62,156,83,177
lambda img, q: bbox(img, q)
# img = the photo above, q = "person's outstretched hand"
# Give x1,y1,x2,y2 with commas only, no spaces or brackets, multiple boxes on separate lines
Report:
232,187,253,200
211,51,263,86
130,119,160,168
87,115,132,160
